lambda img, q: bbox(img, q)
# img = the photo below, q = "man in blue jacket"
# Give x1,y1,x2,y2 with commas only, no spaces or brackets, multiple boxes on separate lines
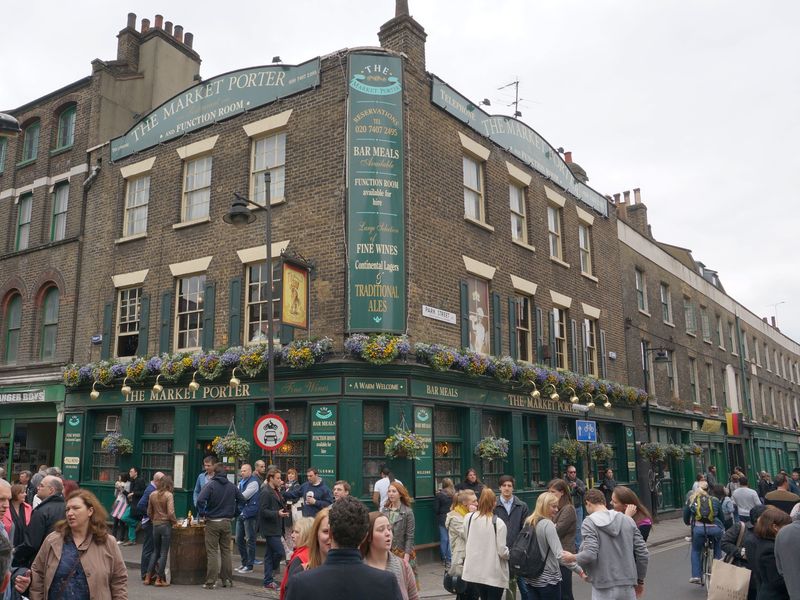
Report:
136,471,164,581
197,463,246,589
235,463,260,573
283,467,333,517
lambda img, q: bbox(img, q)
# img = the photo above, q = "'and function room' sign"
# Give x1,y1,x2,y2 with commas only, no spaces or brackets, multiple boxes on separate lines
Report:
346,53,406,333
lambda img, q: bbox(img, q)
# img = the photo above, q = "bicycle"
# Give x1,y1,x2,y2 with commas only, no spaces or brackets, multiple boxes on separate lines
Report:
699,530,715,587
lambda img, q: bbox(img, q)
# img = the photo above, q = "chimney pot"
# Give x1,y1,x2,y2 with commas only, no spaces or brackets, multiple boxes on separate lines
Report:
771,316,777,327
165,21,173,35
633,187,642,204
184,32,194,48
174,25,183,42
127,13,137,28
154,14,163,29
763,317,769,323
141,18,150,33
564,151,572,164
613,193,621,204
623,190,631,204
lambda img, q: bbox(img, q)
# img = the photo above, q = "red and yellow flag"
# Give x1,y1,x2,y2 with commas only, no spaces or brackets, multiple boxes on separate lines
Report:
726,412,742,436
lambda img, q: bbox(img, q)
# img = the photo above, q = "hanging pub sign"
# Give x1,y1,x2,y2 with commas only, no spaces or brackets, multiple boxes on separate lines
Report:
281,259,309,329
346,52,406,333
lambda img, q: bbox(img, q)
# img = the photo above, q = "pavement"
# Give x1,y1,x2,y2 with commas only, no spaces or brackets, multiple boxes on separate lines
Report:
120,515,690,599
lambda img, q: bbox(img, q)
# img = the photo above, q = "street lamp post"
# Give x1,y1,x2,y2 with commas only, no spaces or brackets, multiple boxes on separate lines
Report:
224,172,276,414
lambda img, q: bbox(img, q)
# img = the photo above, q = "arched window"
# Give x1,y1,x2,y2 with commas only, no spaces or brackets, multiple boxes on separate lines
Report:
4,294,22,364
21,119,40,162
40,287,59,360
56,105,76,149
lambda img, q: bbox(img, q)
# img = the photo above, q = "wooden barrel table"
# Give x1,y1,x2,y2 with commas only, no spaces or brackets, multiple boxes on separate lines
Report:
169,524,207,585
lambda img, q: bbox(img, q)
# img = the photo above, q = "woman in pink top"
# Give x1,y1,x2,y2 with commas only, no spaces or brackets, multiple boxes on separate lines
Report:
612,486,653,541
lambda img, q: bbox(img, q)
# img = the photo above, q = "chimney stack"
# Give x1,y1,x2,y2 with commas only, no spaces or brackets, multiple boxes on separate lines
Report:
126,13,136,29
379,0,428,74
165,21,173,35
154,14,163,29
141,18,150,33
613,193,621,204
184,32,194,48
564,151,573,164
623,190,631,204
174,25,183,43
771,316,777,327
634,187,642,204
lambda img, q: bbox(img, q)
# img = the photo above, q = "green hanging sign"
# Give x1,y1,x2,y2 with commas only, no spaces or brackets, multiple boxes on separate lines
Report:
413,405,434,497
346,53,406,333
62,413,83,481
310,404,337,481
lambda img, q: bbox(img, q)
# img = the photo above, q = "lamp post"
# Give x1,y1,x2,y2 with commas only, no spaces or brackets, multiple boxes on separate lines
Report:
641,346,671,519
224,172,276,414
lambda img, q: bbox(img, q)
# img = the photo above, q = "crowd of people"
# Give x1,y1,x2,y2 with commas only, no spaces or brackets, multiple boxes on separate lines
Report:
684,465,800,599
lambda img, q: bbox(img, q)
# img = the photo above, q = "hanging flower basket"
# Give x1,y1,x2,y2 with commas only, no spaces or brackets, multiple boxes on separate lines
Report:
552,438,586,462
640,442,667,464
665,444,686,460
589,442,614,462
384,425,427,460
685,443,704,456
475,436,509,460
101,433,133,456
212,433,250,460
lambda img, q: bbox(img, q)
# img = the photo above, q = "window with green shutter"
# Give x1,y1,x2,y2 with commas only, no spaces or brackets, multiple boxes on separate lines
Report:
4,293,22,364
21,120,40,162
56,105,76,149
40,287,59,360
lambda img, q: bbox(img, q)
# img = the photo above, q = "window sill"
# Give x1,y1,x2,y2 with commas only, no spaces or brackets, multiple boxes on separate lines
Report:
549,256,570,269
464,216,495,232
250,197,287,210
581,272,598,283
663,321,675,328
50,145,74,157
173,216,212,230
718,346,726,351
638,309,651,318
114,232,147,245
16,158,36,168
686,331,696,338
512,239,535,252
703,338,713,345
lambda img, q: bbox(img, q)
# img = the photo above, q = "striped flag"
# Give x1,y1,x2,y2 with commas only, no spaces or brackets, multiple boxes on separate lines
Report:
726,412,742,436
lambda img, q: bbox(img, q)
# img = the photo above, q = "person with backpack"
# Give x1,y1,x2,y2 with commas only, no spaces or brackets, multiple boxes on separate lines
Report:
513,492,581,600
462,488,509,600
683,480,723,584
575,489,648,600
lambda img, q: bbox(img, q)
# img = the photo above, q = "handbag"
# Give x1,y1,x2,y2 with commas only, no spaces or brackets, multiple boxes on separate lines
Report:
707,558,751,600
443,572,468,594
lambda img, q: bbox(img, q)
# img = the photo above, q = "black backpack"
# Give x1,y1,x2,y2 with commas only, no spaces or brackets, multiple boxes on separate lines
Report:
509,522,551,580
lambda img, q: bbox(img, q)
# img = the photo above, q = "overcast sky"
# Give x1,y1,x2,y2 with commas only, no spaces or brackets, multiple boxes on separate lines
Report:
3,1,798,342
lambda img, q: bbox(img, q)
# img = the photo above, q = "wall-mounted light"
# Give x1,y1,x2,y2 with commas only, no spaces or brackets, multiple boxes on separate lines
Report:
188,371,200,392
229,367,241,387
90,380,101,400
597,393,611,409
564,386,579,404
152,374,163,394
120,376,132,397
529,383,540,399
543,384,559,401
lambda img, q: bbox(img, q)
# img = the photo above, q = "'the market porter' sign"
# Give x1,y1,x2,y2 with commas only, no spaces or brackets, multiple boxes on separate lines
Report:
346,53,406,333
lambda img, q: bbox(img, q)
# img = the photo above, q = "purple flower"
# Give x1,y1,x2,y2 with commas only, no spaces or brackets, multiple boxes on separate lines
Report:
110,363,127,378
221,347,244,368
146,356,162,374
78,366,93,382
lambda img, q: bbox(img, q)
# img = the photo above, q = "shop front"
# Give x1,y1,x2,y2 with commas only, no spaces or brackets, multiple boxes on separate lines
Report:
648,410,692,511
0,383,64,480
691,417,728,484
749,426,800,475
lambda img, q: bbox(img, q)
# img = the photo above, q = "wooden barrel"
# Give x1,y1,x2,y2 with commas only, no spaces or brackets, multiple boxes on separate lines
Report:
170,524,207,585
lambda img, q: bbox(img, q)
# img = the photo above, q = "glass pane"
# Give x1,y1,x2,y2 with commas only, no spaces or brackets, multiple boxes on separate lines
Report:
143,409,174,434
197,406,235,426
363,404,385,434
434,408,459,437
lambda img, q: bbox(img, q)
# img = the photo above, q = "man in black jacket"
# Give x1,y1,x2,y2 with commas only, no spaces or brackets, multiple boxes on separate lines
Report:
25,475,66,557
197,463,245,589
286,495,402,600
259,467,289,590
494,475,529,600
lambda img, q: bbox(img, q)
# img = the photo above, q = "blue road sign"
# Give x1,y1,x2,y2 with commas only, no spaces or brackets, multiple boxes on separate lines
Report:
576,420,597,442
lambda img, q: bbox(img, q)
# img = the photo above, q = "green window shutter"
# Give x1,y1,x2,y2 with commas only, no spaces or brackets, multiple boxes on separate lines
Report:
228,277,242,348
158,291,173,354
460,280,469,348
599,329,608,378
535,307,544,363
100,302,113,360
137,294,150,357
580,320,589,375
202,281,216,350
548,310,556,368
280,324,294,345
491,292,502,356
507,298,518,360
569,319,578,373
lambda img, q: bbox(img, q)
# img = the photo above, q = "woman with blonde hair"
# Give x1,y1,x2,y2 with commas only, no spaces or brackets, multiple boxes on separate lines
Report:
280,517,314,600
361,511,419,600
306,508,331,569
381,481,417,584
461,488,509,600
522,491,581,599
29,489,127,600
445,489,478,600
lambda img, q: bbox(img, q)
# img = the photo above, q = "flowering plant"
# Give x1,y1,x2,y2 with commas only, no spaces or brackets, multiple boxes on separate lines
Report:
345,334,409,365
92,360,116,385
240,344,267,377
282,337,333,369
665,444,686,460
197,351,223,381
685,443,704,456
160,353,190,382
640,442,667,464
62,365,87,387
414,343,457,371
463,352,490,377
475,436,509,460
212,433,250,460
101,433,133,456
125,357,148,384
384,425,427,460
492,357,516,383
552,438,586,461
589,442,614,462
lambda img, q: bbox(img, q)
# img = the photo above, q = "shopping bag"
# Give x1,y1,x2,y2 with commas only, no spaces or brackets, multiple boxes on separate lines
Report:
707,558,750,600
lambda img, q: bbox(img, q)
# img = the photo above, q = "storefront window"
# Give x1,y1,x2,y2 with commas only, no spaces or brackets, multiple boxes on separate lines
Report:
91,410,121,482
141,409,174,481
480,413,505,490
362,404,387,496
273,405,308,473
434,407,461,488
596,422,618,474
522,416,541,488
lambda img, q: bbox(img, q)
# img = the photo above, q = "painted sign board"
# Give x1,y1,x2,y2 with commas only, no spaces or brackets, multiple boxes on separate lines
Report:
110,59,321,161
62,413,83,481
310,405,337,480
254,414,289,451
346,53,406,333
414,406,434,497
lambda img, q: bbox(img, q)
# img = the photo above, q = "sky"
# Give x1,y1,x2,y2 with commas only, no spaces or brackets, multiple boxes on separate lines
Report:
3,1,799,342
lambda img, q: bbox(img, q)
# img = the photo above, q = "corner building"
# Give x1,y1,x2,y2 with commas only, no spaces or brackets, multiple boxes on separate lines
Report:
55,5,636,553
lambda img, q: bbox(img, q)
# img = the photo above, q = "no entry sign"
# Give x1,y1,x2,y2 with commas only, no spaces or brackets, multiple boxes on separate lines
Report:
254,414,289,451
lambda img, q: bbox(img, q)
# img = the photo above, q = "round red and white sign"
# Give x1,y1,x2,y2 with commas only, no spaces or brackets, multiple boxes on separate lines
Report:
253,414,289,451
